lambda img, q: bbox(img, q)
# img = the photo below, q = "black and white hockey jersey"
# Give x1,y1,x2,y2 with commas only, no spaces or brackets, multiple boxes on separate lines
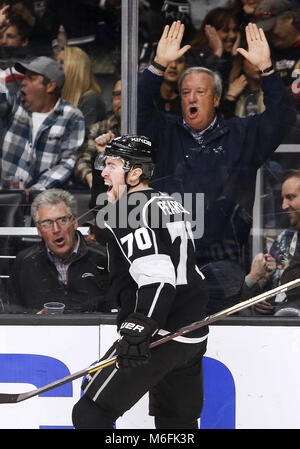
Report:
96,188,209,341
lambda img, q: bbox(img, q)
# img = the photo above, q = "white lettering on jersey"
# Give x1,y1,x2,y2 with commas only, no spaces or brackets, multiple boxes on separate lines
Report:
156,200,190,216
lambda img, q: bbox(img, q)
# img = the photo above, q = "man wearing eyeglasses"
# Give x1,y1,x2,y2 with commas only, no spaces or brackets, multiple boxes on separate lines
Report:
8,189,111,314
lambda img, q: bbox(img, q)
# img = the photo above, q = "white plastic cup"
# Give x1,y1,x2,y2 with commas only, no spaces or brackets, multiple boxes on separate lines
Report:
43,302,65,314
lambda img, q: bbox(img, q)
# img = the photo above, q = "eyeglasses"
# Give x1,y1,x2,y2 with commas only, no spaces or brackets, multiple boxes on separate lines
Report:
112,90,121,97
38,215,73,230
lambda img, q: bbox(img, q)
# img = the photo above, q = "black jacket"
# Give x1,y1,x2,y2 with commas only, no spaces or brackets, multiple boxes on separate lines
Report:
8,232,111,313
137,69,296,267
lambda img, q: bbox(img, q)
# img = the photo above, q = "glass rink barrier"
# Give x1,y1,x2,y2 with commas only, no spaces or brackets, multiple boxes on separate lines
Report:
0,314,299,429
0,143,300,429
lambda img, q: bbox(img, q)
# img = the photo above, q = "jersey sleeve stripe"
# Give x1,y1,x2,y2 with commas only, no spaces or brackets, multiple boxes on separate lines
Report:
147,282,164,317
129,254,176,287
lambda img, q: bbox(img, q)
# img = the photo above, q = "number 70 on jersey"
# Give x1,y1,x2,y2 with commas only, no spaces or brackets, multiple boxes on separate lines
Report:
120,220,197,286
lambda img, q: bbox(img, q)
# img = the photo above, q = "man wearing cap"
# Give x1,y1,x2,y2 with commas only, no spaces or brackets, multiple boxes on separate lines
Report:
253,1,300,108
0,56,85,190
253,0,292,33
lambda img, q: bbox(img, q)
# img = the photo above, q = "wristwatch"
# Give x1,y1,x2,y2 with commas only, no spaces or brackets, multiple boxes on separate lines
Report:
259,66,273,75
152,60,167,72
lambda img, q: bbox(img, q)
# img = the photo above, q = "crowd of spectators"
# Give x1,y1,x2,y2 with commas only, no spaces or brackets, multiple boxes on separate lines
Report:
0,0,299,315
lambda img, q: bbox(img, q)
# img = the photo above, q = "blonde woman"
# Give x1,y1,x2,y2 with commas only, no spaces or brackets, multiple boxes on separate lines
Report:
56,46,106,126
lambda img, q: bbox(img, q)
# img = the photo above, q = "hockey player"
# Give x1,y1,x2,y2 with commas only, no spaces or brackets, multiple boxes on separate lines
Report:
72,134,209,429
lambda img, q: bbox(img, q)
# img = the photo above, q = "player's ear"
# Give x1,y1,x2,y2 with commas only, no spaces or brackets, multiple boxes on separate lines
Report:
128,166,143,185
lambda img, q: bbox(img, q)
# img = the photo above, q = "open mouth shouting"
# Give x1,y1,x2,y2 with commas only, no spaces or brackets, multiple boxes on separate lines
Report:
104,180,117,203
53,236,65,247
105,182,113,193
187,105,200,120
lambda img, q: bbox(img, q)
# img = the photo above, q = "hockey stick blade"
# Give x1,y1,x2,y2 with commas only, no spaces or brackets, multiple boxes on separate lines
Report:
0,278,299,404
0,356,117,404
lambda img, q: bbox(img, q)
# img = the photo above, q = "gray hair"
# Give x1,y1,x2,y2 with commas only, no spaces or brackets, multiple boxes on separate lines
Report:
31,189,78,223
178,66,223,97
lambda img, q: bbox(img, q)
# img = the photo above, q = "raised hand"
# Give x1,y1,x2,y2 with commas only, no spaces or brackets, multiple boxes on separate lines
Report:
94,130,115,153
226,74,248,100
204,25,223,57
154,21,191,70
236,23,272,72
0,4,10,29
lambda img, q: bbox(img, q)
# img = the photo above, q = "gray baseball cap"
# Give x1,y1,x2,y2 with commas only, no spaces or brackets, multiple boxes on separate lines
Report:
254,0,292,31
14,56,65,88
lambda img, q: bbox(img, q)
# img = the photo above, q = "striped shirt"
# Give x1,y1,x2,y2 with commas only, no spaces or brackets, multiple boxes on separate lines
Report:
0,85,85,190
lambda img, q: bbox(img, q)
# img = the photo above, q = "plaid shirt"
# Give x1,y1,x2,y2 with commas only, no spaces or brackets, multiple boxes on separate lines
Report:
0,86,85,190
47,234,80,284
74,114,120,184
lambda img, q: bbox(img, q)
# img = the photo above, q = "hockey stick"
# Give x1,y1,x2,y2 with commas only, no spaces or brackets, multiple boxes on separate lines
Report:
0,278,299,404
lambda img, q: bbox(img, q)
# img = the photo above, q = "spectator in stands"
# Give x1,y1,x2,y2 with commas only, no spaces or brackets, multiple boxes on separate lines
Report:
241,170,300,315
186,7,241,94
8,189,110,314
188,0,229,31
0,10,32,47
153,55,186,116
0,56,85,190
137,20,295,315
0,5,36,94
138,0,192,75
74,77,121,190
255,3,300,142
56,46,106,127
253,0,292,33
226,0,262,29
221,53,286,230
222,52,262,117
264,4,300,108
161,0,195,42
0,2,51,55
241,252,276,312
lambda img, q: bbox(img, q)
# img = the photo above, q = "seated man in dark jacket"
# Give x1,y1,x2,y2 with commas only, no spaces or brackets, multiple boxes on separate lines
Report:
137,21,296,314
8,188,111,314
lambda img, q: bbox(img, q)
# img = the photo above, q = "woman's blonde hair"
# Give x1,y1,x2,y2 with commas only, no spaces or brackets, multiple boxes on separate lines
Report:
61,46,101,106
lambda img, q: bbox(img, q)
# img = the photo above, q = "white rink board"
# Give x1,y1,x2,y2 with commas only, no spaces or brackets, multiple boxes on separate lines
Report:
205,325,300,429
0,325,100,429
0,324,299,428
100,324,300,429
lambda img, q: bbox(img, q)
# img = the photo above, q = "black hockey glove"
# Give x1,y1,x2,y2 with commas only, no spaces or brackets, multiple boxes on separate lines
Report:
116,313,159,370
